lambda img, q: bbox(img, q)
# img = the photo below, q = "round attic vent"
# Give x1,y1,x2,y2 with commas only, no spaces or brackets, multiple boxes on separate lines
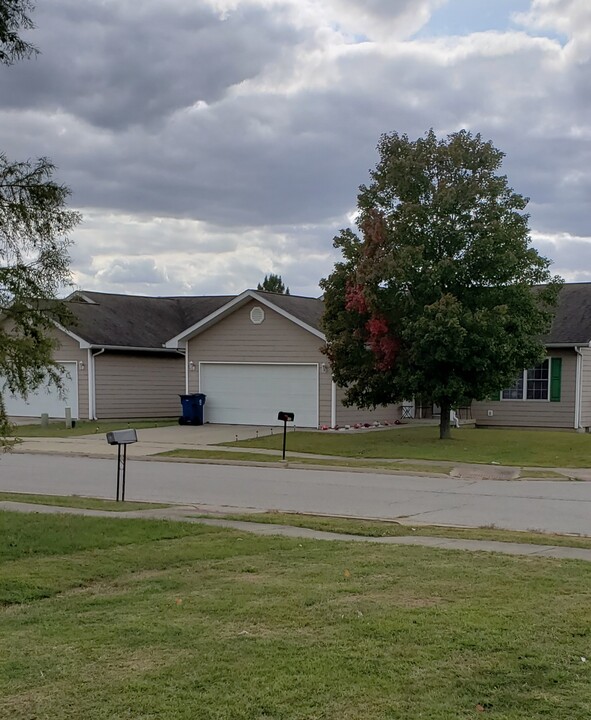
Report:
250,306,265,325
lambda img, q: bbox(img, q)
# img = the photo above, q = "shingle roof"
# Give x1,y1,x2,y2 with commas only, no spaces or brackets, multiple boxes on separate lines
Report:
545,282,591,345
65,291,234,348
62,283,591,350
249,290,324,332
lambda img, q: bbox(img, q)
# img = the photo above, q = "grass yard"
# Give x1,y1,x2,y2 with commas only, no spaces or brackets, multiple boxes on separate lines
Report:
2,512,591,719
0,492,170,512
230,425,591,467
211,511,591,550
158,448,454,475
158,448,572,479
11,418,178,438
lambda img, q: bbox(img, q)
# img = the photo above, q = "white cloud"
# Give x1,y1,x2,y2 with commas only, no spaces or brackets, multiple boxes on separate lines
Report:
1,0,589,295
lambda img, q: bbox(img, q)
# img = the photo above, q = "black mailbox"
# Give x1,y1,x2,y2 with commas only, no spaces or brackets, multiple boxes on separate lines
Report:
106,429,138,502
106,429,138,445
277,412,294,460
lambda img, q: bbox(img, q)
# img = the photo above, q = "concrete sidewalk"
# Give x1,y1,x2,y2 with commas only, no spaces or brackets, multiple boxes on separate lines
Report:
2,500,591,562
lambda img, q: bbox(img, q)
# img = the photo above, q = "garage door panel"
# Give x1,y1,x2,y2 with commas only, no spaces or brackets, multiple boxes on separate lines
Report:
200,363,317,427
1,362,79,419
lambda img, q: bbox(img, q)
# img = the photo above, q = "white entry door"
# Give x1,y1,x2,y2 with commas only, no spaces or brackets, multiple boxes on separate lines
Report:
2,362,79,419
199,363,318,427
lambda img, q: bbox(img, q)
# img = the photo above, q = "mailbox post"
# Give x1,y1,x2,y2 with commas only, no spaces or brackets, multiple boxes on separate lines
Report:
277,412,294,460
106,429,138,501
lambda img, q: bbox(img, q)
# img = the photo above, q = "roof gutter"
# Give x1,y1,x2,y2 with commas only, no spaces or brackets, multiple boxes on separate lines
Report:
88,344,183,353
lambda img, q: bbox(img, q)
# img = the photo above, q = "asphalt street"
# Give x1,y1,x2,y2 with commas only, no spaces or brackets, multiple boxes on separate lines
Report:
2,453,591,535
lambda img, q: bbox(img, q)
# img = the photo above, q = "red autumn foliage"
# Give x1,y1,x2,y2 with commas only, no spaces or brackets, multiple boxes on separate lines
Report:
345,283,368,314
360,210,388,257
366,314,400,370
345,282,400,370
366,315,388,337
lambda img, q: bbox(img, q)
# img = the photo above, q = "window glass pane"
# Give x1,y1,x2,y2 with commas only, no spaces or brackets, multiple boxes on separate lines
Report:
502,374,524,400
526,360,549,400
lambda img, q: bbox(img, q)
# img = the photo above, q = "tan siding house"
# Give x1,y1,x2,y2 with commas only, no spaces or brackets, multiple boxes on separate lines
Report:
579,347,591,429
8,282,591,429
335,386,400,426
52,328,90,420
95,352,184,419
186,300,332,426
472,350,577,429
169,291,402,428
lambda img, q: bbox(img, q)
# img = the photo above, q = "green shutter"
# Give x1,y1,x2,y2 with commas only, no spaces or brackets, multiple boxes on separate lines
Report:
550,358,562,402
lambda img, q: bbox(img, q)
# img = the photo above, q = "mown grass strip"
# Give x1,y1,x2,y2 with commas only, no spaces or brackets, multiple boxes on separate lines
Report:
157,448,453,475
207,511,591,549
11,418,178,438
227,425,591,468
0,492,170,512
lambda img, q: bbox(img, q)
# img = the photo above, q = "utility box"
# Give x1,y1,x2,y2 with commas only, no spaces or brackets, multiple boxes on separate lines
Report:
106,429,138,445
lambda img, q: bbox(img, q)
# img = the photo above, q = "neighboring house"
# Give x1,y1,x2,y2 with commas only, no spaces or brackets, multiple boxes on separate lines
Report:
164,289,397,428
1,291,231,420
1,289,398,426
5,283,590,429
472,283,591,430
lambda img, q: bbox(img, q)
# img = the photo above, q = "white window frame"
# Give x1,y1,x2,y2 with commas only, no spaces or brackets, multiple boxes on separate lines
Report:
500,358,551,402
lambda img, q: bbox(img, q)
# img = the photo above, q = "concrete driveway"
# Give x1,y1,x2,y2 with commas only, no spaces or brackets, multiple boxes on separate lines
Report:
133,423,273,445
11,422,271,457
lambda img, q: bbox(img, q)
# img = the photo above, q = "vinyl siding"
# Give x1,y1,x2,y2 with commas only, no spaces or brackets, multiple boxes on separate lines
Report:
0,323,89,420
95,352,185,418
187,300,330,426
51,329,89,420
578,347,591,429
472,350,576,428
335,385,402,426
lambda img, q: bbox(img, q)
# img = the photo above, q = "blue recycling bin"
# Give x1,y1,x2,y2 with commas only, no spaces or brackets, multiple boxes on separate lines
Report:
178,393,206,425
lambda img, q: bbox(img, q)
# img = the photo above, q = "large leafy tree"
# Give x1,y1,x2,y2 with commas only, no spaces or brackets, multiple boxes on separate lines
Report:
257,273,290,294
321,129,561,439
0,1,80,442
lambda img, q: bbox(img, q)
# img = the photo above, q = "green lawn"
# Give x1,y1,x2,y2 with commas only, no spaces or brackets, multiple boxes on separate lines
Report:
160,448,572,479
158,448,454,475
2,512,591,719
0,492,170,512
229,426,591,467
11,418,177,438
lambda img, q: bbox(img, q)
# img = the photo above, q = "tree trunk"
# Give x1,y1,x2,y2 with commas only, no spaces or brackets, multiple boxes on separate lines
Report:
439,401,451,439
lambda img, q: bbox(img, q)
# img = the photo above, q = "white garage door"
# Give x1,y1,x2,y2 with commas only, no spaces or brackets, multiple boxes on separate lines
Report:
200,363,318,427
2,362,79,419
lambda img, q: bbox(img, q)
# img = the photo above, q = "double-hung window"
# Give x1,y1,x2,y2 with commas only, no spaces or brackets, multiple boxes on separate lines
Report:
501,358,561,401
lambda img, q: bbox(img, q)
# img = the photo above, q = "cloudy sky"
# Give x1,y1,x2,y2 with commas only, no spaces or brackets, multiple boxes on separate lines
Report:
1,0,589,297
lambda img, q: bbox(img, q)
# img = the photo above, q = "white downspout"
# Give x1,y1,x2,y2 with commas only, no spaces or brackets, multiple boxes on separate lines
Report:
574,347,583,430
183,344,189,394
90,348,105,420
87,348,93,420
331,380,337,429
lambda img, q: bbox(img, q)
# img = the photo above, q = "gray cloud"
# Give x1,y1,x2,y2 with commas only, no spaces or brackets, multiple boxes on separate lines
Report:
0,0,301,130
0,0,589,296
96,257,168,286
